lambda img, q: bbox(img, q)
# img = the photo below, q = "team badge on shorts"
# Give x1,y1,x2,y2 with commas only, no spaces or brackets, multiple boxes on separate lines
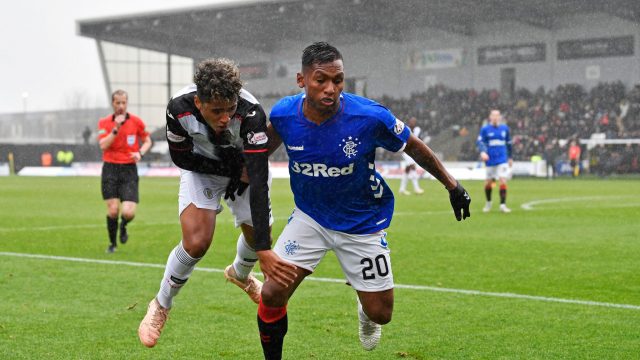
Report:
380,235,388,248
203,188,214,199
284,240,300,256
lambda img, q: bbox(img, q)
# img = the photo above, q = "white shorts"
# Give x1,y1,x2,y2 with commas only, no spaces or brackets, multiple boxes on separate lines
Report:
178,169,274,228
273,208,393,292
486,163,511,180
401,152,417,166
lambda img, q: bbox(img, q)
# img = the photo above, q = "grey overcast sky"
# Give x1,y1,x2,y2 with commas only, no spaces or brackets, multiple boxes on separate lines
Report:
0,0,238,114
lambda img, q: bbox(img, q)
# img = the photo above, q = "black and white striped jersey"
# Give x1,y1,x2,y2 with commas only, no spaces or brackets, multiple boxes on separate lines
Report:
165,84,269,175
165,84,271,250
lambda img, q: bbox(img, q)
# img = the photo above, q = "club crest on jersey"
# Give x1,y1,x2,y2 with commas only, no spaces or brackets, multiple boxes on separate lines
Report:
339,136,361,158
127,135,136,146
284,240,300,256
394,118,405,134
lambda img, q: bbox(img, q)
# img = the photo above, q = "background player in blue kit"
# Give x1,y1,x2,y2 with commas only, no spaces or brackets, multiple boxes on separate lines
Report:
476,109,513,213
254,42,471,359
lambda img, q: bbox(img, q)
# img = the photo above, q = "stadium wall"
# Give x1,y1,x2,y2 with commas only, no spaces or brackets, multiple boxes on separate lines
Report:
219,13,639,98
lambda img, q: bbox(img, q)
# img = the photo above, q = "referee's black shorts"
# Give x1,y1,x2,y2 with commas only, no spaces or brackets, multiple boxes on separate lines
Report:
101,162,139,203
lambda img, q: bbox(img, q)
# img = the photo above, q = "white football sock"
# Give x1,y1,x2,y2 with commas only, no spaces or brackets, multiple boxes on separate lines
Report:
232,233,257,280
399,173,408,192
157,242,201,309
409,170,421,190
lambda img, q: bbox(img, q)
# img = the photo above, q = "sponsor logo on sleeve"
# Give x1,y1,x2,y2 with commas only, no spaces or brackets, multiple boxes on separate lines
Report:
247,131,268,145
394,118,405,134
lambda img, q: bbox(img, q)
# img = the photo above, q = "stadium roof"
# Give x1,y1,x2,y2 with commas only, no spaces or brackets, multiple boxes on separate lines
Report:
77,0,640,57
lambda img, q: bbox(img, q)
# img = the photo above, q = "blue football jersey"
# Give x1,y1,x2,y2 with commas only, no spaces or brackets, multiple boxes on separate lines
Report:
476,124,512,166
270,92,411,234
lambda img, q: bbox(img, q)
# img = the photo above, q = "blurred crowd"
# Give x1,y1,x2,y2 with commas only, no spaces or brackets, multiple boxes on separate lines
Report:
374,82,640,174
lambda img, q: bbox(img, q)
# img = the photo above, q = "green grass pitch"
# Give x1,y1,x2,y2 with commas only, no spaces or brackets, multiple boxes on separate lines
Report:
0,176,639,359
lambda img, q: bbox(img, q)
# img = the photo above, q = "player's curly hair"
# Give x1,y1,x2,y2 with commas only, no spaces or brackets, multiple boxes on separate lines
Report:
194,58,243,103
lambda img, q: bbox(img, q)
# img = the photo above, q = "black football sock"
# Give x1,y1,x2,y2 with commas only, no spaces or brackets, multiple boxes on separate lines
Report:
258,300,288,360
119,216,130,243
484,185,492,202
106,216,118,246
499,185,507,204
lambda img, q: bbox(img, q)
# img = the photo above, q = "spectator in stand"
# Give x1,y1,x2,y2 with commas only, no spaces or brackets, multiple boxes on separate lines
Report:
263,81,638,175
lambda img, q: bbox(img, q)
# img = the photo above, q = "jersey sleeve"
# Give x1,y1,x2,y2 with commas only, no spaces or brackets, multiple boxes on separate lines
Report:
374,106,411,152
97,119,111,140
137,118,150,139
505,126,513,158
240,104,271,251
165,100,236,177
476,127,488,153
241,104,270,154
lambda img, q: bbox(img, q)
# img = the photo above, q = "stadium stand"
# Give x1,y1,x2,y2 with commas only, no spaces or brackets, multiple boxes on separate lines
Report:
369,81,640,174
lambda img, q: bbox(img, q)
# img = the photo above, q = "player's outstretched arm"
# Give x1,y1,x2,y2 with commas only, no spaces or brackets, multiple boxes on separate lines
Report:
404,134,471,220
266,123,283,156
256,250,298,287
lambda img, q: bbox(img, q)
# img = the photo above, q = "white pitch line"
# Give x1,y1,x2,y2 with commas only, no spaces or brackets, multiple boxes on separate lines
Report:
1,251,638,311
0,210,454,233
520,195,639,211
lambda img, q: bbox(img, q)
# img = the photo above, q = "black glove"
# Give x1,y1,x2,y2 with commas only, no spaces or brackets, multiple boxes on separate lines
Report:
224,175,249,201
448,181,471,221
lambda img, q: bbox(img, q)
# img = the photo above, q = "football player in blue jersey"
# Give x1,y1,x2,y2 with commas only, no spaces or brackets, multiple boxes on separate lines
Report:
254,42,471,359
476,109,513,213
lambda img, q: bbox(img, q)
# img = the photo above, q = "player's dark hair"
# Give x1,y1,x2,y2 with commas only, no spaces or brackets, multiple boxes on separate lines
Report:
111,89,128,102
302,42,343,69
194,58,243,103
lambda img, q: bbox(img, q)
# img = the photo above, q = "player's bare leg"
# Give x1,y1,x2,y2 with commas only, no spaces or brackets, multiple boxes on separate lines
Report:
105,198,120,253
356,289,394,350
483,179,493,212
498,177,511,213
119,201,137,244
224,223,268,304
258,267,309,360
138,204,216,348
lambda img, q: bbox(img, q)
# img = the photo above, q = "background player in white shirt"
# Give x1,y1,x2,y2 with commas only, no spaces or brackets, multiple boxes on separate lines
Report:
399,116,425,195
